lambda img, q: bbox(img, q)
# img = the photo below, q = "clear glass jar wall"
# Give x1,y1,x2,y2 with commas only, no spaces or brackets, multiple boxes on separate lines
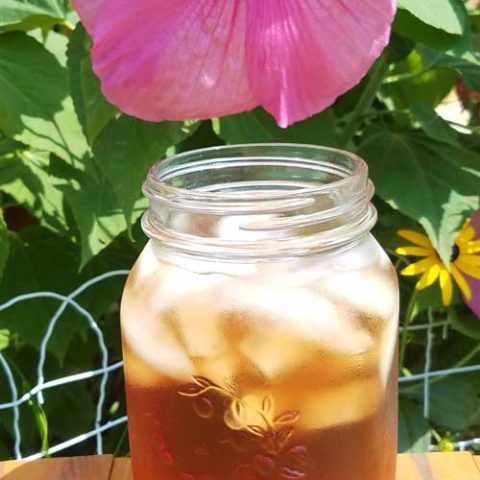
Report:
120,144,399,480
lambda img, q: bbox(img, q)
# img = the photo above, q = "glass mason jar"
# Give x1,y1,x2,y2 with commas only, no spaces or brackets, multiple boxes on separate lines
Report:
120,144,399,480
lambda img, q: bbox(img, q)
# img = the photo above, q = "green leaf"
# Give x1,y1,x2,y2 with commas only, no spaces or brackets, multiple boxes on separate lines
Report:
215,108,336,146
450,307,480,340
0,329,9,351
372,197,421,254
358,130,480,263
0,150,69,233
410,102,458,144
0,229,85,360
44,382,95,439
393,10,462,50
93,116,198,231
0,224,134,360
0,154,22,188
398,398,431,453
0,0,67,27
0,132,25,155
67,23,117,144
384,50,459,108
0,32,88,165
412,281,454,318
420,45,480,91
42,29,68,67
60,167,143,267
405,377,479,431
0,211,9,282
177,120,225,152
385,33,415,64
397,0,466,35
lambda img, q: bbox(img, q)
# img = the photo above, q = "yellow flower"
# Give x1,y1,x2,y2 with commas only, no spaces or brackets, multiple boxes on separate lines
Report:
396,220,480,306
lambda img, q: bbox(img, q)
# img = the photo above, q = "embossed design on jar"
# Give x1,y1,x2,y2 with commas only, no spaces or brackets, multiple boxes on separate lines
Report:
177,376,312,480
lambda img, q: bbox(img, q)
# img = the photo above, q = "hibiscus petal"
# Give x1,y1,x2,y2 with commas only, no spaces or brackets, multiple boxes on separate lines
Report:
72,0,395,125
71,0,104,32
78,0,256,121
245,0,396,126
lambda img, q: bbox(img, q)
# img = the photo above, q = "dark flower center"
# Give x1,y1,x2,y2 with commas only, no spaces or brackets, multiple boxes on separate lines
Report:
450,244,460,263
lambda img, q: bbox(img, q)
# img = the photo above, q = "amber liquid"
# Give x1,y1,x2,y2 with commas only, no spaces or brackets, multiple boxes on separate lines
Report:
124,348,397,480
121,250,398,480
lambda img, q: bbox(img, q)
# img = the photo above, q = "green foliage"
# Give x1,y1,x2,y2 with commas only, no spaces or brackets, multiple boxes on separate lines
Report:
0,32,88,164
215,108,336,145
404,377,480,431
0,0,68,28
67,23,117,144
359,130,480,263
397,0,466,36
0,0,479,459
398,399,432,452
409,101,458,143
93,117,199,232
420,44,480,90
0,211,9,281
0,330,9,351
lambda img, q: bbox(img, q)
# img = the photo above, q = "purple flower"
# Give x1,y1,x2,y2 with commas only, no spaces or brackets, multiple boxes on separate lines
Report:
466,210,480,318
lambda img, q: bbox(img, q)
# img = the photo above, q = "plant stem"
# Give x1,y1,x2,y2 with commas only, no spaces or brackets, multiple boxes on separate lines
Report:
3,353,50,455
113,425,129,457
338,54,390,148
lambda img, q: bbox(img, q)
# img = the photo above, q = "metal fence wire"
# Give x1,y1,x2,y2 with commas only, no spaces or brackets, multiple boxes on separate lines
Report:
1,271,480,460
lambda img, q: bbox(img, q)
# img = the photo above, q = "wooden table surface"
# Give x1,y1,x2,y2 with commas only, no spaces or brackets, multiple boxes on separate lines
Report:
0,453,479,479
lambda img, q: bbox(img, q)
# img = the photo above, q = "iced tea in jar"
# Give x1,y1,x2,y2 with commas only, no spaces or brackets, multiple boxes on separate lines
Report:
121,144,399,480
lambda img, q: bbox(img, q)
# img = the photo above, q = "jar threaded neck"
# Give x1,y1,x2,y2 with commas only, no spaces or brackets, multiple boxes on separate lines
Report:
142,144,376,259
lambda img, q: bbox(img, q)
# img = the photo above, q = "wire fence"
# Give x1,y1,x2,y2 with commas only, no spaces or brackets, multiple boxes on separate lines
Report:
0,271,479,460
0,270,129,461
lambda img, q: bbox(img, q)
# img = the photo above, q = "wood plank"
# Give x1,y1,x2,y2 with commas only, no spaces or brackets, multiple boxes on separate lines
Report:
110,454,480,480
0,455,113,480
426,452,480,479
396,452,480,479
0,453,478,479
397,453,420,479
109,458,134,480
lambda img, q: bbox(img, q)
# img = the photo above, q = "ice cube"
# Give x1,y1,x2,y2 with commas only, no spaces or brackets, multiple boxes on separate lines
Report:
174,292,228,357
148,266,225,315
193,354,238,386
219,281,373,382
316,260,398,321
123,344,165,387
298,378,383,430
121,300,195,381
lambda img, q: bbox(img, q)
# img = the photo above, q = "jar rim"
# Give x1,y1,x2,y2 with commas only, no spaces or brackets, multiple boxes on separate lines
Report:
145,143,368,201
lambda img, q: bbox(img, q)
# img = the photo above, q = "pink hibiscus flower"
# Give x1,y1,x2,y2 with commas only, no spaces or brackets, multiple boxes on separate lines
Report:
466,210,480,318
71,0,396,127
